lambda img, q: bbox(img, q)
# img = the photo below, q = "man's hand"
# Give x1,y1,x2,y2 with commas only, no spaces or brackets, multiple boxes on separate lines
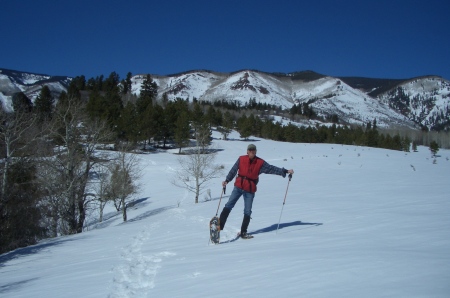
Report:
287,169,294,174
222,181,228,187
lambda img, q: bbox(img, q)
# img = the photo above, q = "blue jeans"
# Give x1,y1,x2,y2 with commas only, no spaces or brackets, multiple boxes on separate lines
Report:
225,186,255,216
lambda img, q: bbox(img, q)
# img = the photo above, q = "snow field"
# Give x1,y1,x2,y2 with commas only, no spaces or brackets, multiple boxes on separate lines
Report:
1,130,449,297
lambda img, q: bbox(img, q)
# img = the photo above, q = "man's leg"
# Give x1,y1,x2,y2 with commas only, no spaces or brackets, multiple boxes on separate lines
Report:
219,207,230,230
220,187,243,230
240,191,255,235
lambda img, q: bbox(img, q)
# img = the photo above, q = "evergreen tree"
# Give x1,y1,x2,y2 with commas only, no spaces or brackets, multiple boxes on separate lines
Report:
120,72,133,95
71,76,86,91
218,111,233,140
86,77,97,91
289,104,300,119
205,106,217,128
284,123,299,142
159,102,178,147
429,141,439,157
56,91,69,112
236,114,252,140
67,78,82,100
103,72,124,131
138,74,158,110
34,85,54,122
302,103,316,119
103,71,120,93
96,75,104,91
86,89,107,120
135,74,158,143
191,103,204,128
12,92,32,113
367,129,379,147
392,134,403,151
0,159,44,254
174,111,191,153
402,136,411,152
139,104,157,146
117,101,138,142
152,104,168,147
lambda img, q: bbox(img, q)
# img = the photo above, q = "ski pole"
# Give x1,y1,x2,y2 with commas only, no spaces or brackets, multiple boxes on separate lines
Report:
276,173,292,234
215,186,226,216
209,187,226,246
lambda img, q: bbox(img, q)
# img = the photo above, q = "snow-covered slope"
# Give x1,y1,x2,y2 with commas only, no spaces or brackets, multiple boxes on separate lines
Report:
291,77,413,127
0,68,70,110
379,76,450,129
202,70,294,108
130,70,446,129
1,68,449,129
1,130,449,297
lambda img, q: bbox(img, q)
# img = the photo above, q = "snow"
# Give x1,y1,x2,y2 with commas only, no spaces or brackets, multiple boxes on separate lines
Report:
1,130,450,297
378,77,450,127
20,73,50,85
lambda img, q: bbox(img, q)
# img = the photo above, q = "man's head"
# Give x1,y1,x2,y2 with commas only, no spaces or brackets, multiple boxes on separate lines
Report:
247,144,257,158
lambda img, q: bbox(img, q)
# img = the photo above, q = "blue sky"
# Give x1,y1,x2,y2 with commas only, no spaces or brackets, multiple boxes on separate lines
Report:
1,0,449,80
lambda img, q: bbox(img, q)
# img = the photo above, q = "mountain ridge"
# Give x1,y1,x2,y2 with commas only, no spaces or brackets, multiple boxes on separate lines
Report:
1,67,449,130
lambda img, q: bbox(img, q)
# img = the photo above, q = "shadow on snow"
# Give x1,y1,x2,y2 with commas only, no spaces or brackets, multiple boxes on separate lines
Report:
125,206,176,223
250,221,322,235
0,278,40,295
220,221,322,244
0,236,85,269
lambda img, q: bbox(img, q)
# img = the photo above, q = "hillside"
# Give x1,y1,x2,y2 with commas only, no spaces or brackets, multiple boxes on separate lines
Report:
1,131,449,297
1,68,449,130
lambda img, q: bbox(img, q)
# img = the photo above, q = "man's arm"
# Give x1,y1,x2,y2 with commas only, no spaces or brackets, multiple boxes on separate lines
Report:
260,161,294,177
222,158,240,187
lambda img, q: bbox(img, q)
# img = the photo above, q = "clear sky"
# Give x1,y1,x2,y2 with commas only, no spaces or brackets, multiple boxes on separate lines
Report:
1,0,449,80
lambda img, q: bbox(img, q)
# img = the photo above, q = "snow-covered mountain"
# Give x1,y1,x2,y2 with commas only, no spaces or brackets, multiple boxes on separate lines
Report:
0,68,70,111
1,68,449,130
377,77,450,130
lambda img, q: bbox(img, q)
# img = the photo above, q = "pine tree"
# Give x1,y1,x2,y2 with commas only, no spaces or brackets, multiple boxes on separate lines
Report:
12,92,32,113
117,101,138,142
138,74,158,110
103,72,124,131
120,72,133,95
174,111,191,153
236,114,252,140
34,85,54,122
191,103,204,128
71,76,86,91
135,74,158,144
86,89,107,120
218,111,233,140
0,159,44,254
402,136,411,152
67,78,82,100
429,141,439,157
205,106,217,129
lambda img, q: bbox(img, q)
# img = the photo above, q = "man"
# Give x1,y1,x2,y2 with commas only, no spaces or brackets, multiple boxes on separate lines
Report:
220,144,294,239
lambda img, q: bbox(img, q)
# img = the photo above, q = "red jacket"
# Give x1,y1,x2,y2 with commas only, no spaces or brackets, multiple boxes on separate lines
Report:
234,155,264,193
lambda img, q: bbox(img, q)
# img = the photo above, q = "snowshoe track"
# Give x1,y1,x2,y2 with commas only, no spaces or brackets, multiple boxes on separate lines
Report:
108,221,175,297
